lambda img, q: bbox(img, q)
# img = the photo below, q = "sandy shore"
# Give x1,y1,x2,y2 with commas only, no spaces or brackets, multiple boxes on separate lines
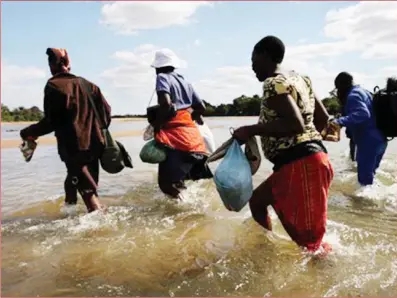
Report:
1,125,225,149
1,117,145,126
1,116,256,126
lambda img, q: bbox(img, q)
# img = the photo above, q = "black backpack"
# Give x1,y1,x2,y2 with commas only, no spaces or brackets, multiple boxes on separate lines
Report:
372,77,397,141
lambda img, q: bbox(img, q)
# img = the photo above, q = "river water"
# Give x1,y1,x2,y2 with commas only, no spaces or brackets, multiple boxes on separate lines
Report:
1,117,397,297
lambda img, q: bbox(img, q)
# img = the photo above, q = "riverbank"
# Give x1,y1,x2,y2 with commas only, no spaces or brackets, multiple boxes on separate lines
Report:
1,116,256,126
1,125,225,149
1,117,144,126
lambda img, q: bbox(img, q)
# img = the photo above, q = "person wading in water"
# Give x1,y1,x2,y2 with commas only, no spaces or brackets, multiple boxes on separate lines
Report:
20,48,111,213
333,72,387,186
233,36,334,253
150,49,213,199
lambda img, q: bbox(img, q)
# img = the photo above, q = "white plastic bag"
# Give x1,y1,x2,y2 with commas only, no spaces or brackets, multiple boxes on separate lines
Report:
213,139,253,212
143,124,154,141
196,122,216,154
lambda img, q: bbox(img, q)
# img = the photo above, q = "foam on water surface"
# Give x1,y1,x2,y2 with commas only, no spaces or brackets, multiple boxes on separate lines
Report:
2,122,397,296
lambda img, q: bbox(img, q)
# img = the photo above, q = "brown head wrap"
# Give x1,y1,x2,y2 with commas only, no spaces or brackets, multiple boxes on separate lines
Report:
46,48,71,73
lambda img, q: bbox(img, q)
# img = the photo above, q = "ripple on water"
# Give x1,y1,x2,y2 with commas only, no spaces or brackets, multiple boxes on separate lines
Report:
2,140,397,296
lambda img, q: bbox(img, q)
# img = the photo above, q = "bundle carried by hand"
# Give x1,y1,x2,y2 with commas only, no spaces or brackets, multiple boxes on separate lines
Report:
207,136,261,212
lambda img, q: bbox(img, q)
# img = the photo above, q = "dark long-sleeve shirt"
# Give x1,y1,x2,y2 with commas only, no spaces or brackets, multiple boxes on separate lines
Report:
20,73,111,161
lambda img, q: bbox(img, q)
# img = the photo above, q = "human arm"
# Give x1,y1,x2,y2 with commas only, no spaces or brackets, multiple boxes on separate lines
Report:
234,94,305,141
313,95,330,133
96,87,112,128
303,75,329,133
152,74,176,132
233,79,305,143
335,93,370,127
190,85,205,124
20,83,61,140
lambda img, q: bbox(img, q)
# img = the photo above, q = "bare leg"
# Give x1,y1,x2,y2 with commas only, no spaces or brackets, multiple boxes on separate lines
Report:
249,178,273,231
82,192,106,213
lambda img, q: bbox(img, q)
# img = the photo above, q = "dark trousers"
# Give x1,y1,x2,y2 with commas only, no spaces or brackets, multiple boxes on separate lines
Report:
64,158,100,205
356,139,387,186
349,139,356,162
158,149,213,198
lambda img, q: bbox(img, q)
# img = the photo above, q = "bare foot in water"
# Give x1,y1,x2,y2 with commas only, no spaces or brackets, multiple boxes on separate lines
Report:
84,194,108,213
311,242,333,261
167,193,184,202
95,204,108,213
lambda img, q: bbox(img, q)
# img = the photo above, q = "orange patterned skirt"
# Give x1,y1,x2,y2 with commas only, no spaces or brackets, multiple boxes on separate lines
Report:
155,109,207,155
250,152,334,253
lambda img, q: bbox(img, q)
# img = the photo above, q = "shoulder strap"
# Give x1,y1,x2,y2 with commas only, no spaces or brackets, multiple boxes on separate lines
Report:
78,77,106,129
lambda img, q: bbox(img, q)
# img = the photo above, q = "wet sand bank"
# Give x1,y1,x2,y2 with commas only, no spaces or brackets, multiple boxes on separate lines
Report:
1,125,225,149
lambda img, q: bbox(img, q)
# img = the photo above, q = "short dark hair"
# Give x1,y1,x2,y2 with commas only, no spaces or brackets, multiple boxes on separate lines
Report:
335,72,353,87
253,36,285,64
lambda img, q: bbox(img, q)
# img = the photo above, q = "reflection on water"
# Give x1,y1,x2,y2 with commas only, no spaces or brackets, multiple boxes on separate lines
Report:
2,118,397,296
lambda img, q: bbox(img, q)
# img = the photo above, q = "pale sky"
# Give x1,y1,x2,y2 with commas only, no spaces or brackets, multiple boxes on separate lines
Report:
2,1,397,115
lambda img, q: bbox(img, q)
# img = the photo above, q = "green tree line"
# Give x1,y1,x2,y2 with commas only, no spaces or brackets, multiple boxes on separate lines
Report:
202,94,342,117
1,96,342,122
1,104,44,122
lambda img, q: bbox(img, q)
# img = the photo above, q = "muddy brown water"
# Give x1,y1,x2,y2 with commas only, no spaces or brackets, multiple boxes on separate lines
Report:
1,118,397,296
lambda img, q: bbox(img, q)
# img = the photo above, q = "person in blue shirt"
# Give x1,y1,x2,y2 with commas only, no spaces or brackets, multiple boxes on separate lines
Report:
333,72,387,186
149,49,213,199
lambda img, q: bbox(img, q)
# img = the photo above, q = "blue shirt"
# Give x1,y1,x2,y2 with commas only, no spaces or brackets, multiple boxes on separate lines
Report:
155,72,203,110
336,86,384,144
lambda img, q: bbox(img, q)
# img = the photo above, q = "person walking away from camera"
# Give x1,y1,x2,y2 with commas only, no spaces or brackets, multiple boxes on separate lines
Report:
19,48,111,213
233,36,334,253
150,49,213,199
332,72,387,186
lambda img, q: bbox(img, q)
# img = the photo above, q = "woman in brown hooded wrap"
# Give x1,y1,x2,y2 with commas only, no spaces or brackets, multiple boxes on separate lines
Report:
20,48,112,213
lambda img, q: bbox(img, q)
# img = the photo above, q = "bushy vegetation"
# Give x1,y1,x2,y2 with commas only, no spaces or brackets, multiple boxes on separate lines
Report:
202,94,341,116
202,95,262,117
1,95,342,122
1,104,44,122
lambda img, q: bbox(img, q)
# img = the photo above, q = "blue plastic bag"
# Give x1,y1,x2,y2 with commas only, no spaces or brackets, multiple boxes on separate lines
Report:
213,139,253,212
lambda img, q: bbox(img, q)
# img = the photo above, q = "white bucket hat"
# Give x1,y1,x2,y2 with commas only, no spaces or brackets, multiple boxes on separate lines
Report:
151,48,181,69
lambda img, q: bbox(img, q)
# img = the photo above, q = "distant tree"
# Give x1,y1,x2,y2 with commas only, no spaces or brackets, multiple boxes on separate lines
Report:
1,104,44,122
1,92,345,123
322,96,342,115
